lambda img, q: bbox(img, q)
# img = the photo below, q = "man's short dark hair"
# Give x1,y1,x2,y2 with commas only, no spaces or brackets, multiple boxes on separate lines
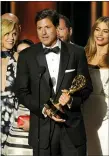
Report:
59,14,72,30
35,8,59,27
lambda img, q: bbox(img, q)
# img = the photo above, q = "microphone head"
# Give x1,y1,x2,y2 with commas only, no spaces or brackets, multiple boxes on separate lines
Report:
39,66,46,75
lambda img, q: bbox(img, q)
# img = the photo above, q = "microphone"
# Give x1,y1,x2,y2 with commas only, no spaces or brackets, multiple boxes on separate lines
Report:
49,77,55,98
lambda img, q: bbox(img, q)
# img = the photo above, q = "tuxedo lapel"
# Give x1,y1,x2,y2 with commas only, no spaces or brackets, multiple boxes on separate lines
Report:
56,42,70,93
35,43,50,87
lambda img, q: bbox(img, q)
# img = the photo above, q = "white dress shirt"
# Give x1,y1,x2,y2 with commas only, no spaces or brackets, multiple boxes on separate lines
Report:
43,39,61,93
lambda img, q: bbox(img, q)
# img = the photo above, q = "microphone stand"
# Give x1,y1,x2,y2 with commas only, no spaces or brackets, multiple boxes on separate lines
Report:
37,67,46,156
38,76,41,156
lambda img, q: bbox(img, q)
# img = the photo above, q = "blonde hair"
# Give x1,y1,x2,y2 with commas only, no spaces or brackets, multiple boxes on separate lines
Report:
1,19,18,37
85,16,109,65
99,53,109,68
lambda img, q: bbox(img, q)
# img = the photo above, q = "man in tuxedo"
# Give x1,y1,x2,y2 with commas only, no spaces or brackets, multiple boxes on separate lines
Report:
15,9,93,156
57,14,73,44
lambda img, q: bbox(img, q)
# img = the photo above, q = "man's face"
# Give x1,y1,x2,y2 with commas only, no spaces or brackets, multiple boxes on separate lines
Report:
36,18,57,47
57,19,71,42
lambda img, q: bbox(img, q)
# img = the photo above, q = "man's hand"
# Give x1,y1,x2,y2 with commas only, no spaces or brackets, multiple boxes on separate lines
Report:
44,107,66,123
59,89,71,106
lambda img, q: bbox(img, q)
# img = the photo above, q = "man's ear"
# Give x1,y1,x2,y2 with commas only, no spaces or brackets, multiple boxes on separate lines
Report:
70,27,72,36
19,25,21,32
56,27,59,36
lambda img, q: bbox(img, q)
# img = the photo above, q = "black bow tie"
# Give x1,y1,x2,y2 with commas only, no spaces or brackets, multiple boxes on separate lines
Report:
44,46,60,55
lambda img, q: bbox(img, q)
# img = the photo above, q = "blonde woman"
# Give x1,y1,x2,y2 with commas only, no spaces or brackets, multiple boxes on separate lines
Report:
83,16,109,156
4,39,34,156
1,19,19,155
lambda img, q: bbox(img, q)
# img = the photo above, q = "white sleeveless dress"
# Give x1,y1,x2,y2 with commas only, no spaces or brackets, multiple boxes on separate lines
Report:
82,67,109,156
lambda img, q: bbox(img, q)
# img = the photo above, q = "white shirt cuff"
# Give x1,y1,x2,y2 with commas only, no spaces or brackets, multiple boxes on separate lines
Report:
42,107,47,118
67,97,73,109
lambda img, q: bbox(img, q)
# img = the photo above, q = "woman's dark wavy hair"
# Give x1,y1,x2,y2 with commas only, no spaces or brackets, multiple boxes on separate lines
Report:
35,8,59,27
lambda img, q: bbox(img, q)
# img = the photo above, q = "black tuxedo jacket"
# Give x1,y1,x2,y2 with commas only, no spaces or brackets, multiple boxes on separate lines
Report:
15,41,93,149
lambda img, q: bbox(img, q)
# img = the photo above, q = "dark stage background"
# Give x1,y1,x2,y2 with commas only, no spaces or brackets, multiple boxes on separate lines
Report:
1,1,109,47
